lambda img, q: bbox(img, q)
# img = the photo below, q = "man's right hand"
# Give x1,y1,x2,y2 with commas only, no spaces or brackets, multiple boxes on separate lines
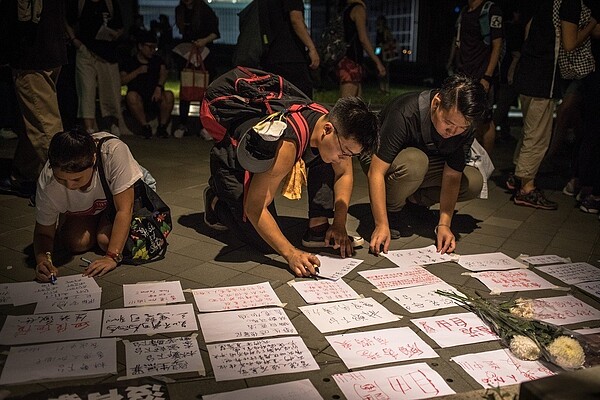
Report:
137,65,149,75
286,248,320,277
369,225,391,256
35,260,58,283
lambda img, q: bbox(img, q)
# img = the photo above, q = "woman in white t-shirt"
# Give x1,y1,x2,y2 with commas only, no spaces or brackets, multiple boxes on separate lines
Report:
34,129,143,281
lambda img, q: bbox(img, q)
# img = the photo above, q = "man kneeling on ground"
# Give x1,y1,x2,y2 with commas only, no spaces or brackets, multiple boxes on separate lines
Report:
361,74,488,256
120,31,174,138
205,97,379,277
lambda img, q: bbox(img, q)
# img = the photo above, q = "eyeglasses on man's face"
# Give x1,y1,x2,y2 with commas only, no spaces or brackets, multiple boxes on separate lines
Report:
333,128,361,157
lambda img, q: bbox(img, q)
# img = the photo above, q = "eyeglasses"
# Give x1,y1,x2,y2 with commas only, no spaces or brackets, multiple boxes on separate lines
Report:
333,127,361,157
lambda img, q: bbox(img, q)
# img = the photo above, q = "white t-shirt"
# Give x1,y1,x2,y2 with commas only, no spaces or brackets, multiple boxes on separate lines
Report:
36,133,143,226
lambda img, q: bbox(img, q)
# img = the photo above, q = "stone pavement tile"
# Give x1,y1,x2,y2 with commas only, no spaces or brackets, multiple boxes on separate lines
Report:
454,241,499,255
491,202,536,221
548,236,595,255
173,240,235,262
500,239,547,257
471,222,515,239
289,313,331,352
0,247,35,282
176,261,242,287
454,203,496,221
525,209,570,226
543,246,594,263
247,262,297,286
208,248,271,272
100,264,174,287
0,227,33,253
428,262,471,287
509,228,555,246
555,225,599,243
483,216,523,230
459,231,507,248
168,377,247,399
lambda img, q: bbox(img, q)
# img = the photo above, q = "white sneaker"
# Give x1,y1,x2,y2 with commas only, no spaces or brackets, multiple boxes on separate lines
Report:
0,128,17,139
173,125,187,139
199,128,213,141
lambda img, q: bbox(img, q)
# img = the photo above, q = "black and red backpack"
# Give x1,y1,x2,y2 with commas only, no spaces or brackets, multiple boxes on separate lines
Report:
200,67,328,164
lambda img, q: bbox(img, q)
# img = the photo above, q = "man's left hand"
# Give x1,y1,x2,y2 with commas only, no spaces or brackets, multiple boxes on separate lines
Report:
436,225,456,254
84,257,118,277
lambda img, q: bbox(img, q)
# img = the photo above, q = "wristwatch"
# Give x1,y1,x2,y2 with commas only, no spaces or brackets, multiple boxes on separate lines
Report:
105,250,123,264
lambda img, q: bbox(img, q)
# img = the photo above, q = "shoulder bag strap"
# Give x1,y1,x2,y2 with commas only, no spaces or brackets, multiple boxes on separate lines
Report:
95,136,118,217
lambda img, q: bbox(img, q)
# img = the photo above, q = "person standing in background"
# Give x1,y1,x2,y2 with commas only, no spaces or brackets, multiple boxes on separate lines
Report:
261,0,320,98
337,0,386,98
173,0,220,139
66,0,125,136
375,15,397,95
0,0,67,201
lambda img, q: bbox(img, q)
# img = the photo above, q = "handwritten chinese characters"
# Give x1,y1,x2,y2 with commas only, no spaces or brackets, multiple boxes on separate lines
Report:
207,337,319,381
291,279,360,304
0,283,11,305
521,255,568,265
531,295,600,325
34,292,102,314
575,280,600,298
123,281,185,307
358,267,444,291
451,349,554,388
202,379,324,400
333,363,455,400
382,245,454,268
8,275,101,307
411,312,498,347
536,262,600,285
383,282,462,313
326,327,438,369
314,254,363,280
101,304,197,337
192,282,282,312
457,252,525,272
0,338,117,385
124,336,205,379
0,310,103,345
198,307,297,343
299,297,400,333
469,269,558,293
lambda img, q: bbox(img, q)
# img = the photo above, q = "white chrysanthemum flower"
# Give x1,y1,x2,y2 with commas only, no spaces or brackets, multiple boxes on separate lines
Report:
509,298,534,319
547,336,585,369
509,335,541,360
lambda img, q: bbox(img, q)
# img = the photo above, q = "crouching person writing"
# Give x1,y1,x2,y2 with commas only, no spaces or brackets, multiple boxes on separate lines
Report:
361,74,488,255
205,97,379,277
34,129,144,281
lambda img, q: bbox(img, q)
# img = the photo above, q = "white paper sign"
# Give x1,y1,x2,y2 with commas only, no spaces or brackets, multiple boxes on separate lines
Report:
574,280,600,298
198,307,297,343
469,269,559,293
8,275,101,306
34,291,102,314
536,262,600,285
202,379,324,400
0,338,117,385
358,266,443,291
326,327,438,369
0,310,103,345
314,254,363,280
411,312,498,348
382,245,454,268
123,281,185,307
383,282,463,313
291,279,360,304
102,303,198,337
299,297,400,333
333,363,455,400
192,282,282,312
522,255,568,265
532,295,600,325
207,336,319,381
452,349,554,388
0,283,11,305
575,327,600,335
124,335,205,379
458,252,525,271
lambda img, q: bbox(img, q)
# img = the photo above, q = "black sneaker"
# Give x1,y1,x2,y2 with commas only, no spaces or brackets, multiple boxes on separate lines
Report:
514,188,558,210
156,124,169,138
0,177,36,198
142,124,152,139
506,173,518,191
203,186,228,231
301,223,364,248
387,210,413,239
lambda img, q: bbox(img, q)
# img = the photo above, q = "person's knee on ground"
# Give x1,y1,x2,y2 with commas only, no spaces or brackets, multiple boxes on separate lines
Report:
385,147,428,212
458,165,483,201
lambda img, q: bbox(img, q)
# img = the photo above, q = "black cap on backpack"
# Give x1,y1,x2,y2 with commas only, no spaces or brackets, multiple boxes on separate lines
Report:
236,118,280,173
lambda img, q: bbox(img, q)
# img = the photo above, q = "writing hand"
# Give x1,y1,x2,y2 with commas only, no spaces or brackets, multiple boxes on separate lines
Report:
287,249,320,277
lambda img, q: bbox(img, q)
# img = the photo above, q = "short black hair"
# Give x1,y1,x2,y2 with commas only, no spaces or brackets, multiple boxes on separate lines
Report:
48,129,96,172
438,74,488,128
136,30,157,44
329,97,379,155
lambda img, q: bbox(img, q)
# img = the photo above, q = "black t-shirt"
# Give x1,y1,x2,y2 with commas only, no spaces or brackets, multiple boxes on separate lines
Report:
456,1,504,79
121,55,164,99
516,0,580,98
376,91,473,173
6,0,68,70
263,0,307,64
176,2,220,45
68,0,123,63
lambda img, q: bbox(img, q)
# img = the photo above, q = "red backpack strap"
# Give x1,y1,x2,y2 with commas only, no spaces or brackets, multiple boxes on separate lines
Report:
286,103,328,160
